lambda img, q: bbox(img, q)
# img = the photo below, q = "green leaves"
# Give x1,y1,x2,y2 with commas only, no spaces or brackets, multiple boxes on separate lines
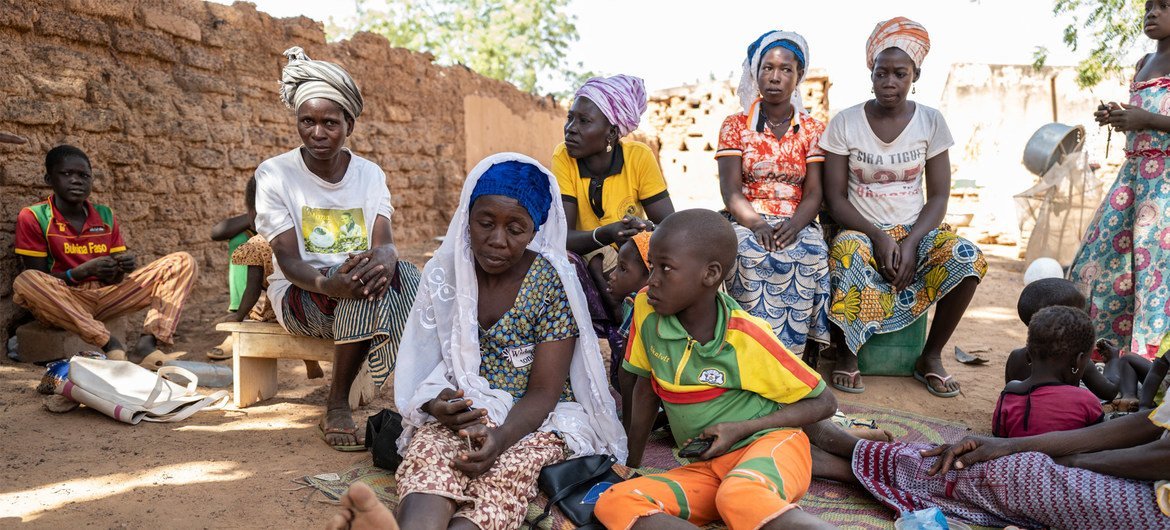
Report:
1053,0,1146,88
337,0,579,94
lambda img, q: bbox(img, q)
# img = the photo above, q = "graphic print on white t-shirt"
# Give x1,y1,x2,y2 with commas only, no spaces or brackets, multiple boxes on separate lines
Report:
819,103,954,226
301,206,368,254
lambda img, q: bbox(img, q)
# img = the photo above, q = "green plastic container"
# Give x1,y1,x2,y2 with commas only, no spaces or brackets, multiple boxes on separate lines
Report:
858,315,928,376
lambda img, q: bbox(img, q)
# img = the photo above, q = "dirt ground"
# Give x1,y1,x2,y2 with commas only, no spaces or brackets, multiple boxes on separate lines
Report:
0,240,1030,528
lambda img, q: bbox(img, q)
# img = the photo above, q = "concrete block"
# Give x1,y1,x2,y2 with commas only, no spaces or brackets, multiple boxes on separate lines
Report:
15,316,129,363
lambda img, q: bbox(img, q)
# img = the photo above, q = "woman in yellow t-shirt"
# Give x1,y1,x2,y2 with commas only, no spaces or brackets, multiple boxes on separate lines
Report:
553,75,674,351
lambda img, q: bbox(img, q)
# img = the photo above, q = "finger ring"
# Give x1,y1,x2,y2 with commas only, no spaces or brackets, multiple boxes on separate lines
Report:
359,278,366,285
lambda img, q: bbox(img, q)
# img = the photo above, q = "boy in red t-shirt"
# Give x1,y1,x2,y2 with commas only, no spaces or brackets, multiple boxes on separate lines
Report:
12,145,197,362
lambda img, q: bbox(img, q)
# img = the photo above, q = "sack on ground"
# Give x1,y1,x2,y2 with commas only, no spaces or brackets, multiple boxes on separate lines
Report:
57,356,229,424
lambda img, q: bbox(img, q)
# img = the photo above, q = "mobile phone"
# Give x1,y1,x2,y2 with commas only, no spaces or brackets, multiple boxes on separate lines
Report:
678,437,713,458
447,397,472,413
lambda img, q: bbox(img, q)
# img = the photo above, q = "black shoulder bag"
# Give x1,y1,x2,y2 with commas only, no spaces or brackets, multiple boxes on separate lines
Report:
531,454,628,529
365,409,404,470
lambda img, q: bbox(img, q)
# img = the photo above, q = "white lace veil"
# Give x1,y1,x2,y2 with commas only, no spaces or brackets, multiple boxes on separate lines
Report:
394,152,628,461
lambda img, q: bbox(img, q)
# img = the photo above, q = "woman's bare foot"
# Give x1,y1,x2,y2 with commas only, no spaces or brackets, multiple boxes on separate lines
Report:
320,406,363,451
914,354,961,395
326,482,398,530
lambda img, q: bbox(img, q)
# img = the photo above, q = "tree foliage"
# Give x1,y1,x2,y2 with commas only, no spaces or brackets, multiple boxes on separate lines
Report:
1040,0,1146,87
335,0,579,94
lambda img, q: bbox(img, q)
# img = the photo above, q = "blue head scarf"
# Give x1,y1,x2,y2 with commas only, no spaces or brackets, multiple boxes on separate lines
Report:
746,32,805,72
469,160,552,231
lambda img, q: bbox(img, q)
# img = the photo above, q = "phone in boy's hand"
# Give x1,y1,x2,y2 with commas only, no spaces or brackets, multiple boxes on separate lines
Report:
678,437,714,458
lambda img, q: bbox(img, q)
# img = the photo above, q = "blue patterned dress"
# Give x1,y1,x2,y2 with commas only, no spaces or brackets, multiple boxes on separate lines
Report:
478,254,578,401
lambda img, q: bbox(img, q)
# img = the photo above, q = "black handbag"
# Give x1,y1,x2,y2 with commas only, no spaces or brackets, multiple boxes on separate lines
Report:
532,454,627,528
364,409,404,471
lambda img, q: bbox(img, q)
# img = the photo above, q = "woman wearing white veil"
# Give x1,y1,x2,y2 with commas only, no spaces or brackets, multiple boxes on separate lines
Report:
392,153,626,530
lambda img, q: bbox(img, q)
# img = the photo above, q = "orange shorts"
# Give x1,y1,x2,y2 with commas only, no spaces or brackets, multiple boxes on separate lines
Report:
595,429,812,530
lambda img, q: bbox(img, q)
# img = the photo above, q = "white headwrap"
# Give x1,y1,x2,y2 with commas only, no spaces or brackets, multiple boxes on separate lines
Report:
394,153,628,461
280,46,364,119
737,31,810,116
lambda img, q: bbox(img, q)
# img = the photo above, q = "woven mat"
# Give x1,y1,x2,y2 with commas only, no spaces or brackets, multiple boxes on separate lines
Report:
300,404,980,529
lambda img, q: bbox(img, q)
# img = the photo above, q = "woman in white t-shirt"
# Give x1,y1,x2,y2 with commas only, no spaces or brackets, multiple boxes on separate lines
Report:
819,18,987,397
254,47,421,450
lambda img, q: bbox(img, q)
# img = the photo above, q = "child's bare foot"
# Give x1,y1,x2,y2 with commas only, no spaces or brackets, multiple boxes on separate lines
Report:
831,351,864,392
1114,396,1140,413
1096,338,1120,363
326,482,398,530
851,428,895,442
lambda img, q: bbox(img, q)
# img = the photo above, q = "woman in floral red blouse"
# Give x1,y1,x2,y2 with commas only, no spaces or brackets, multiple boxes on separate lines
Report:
717,30,830,356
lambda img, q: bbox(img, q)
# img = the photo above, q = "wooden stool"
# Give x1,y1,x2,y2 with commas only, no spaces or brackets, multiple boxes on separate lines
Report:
215,321,376,408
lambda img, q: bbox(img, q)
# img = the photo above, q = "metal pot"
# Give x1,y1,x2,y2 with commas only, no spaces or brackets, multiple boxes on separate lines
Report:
1022,123,1085,176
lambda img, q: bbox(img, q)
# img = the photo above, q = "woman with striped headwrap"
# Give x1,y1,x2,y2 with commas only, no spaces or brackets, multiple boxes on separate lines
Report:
716,30,831,357
820,18,986,397
253,46,420,450
553,75,675,364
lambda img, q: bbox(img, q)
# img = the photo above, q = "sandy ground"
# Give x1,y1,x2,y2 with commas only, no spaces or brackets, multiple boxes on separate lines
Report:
0,241,1030,528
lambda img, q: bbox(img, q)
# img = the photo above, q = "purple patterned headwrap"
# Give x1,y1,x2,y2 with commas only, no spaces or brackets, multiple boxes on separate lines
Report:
573,74,648,138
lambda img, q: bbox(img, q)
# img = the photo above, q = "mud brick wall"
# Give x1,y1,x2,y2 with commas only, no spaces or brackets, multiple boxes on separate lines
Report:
0,0,564,350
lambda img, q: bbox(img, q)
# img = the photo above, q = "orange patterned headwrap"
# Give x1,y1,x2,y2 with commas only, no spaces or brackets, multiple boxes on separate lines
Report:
631,231,652,270
866,17,930,70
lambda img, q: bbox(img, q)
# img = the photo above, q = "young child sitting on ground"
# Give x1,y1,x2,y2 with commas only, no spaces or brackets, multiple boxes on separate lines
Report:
605,231,651,430
1004,277,1148,410
595,209,836,530
993,306,1103,437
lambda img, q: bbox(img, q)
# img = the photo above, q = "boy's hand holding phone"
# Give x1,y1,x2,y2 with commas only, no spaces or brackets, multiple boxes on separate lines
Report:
685,422,749,460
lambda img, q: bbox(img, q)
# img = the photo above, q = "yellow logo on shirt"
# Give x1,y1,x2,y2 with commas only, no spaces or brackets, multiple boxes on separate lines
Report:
649,346,670,363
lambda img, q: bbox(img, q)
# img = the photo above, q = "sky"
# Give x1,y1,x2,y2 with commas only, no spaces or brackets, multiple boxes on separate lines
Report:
214,0,1148,109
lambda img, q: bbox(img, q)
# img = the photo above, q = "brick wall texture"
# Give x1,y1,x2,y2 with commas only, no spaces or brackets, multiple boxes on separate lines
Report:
0,0,565,349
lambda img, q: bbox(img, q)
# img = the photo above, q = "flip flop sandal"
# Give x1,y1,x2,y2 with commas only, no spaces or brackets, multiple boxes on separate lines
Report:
206,347,231,361
318,423,366,452
831,370,866,394
914,371,961,398
139,350,186,371
105,349,128,361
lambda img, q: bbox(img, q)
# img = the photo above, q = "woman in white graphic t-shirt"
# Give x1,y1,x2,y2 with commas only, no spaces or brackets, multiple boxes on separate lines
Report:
818,17,987,398
254,47,421,451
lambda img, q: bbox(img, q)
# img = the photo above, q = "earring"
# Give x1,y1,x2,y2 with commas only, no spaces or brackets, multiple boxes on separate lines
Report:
870,87,874,94
911,85,916,94
1071,366,1080,374
606,142,612,153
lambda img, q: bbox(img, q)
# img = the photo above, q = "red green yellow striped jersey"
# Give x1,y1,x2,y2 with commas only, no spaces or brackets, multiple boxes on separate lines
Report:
623,290,825,449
